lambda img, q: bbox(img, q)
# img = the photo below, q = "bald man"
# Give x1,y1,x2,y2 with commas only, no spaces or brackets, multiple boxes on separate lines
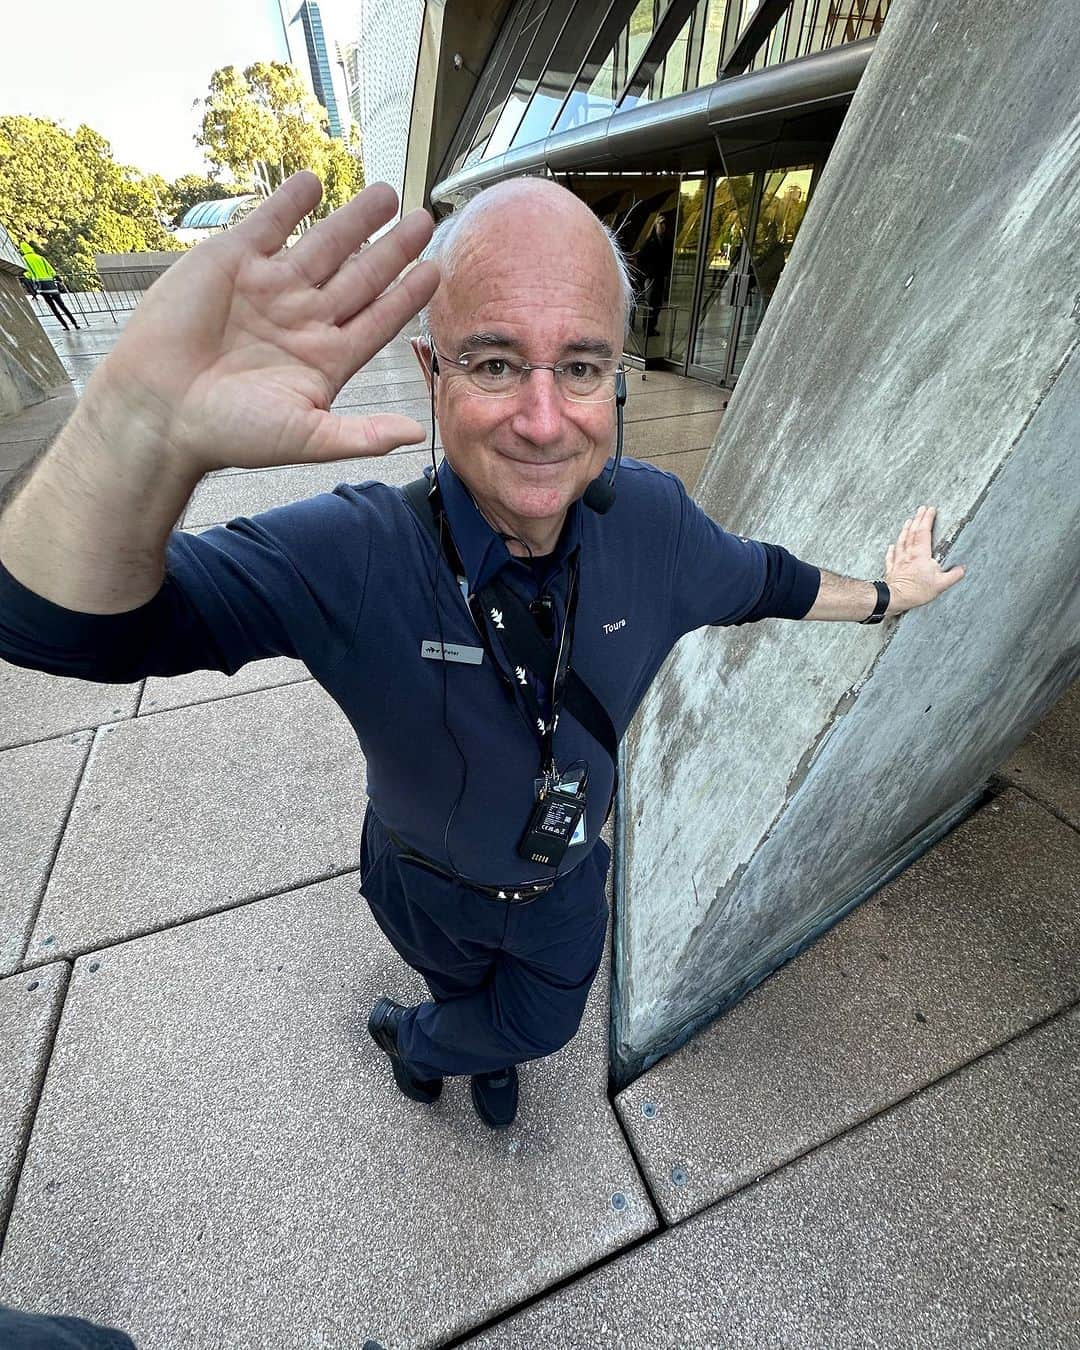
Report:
0,177,963,1131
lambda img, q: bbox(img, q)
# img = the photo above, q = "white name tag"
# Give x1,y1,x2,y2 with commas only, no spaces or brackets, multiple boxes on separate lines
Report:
421,640,484,665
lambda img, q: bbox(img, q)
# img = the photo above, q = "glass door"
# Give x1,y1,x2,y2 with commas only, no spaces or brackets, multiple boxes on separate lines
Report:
646,176,706,364
687,173,755,381
728,165,813,381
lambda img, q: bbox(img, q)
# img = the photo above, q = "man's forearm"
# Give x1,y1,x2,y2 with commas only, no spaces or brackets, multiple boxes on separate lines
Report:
803,568,891,622
0,372,203,615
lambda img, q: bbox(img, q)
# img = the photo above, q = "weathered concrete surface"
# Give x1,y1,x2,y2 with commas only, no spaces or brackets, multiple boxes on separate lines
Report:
468,1005,1080,1349
26,681,365,964
0,961,68,1233
0,875,654,1349
0,262,69,419
616,0,1080,1078
0,733,91,976
615,790,1080,1222
998,679,1079,831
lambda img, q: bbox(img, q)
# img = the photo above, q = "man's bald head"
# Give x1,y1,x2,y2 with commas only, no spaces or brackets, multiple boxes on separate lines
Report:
418,178,634,344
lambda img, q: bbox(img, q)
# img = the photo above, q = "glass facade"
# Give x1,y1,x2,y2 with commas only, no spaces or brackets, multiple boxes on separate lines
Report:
438,0,885,387
444,0,888,176
292,0,343,139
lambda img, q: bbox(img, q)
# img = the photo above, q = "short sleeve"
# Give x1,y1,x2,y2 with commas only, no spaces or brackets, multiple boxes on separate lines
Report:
670,480,819,636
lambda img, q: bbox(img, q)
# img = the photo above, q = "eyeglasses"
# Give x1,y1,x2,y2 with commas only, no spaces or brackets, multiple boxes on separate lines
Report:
431,346,623,403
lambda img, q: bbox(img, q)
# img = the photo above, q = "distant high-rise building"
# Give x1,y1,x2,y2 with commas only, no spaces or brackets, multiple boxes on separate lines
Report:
282,0,343,139
336,39,364,131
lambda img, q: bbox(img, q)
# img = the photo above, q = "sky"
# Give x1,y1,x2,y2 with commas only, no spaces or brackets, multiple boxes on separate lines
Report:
0,0,360,181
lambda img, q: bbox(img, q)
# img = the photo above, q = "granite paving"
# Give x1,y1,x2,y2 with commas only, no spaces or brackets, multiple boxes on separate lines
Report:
0,873,655,1350
468,1005,1080,1349
997,678,1079,830
614,789,1080,1222
0,962,68,1234
0,733,92,976
138,657,310,716
26,681,366,964
0,662,141,752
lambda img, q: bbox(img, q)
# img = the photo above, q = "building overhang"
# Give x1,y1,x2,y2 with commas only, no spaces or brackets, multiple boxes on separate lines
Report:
430,36,876,205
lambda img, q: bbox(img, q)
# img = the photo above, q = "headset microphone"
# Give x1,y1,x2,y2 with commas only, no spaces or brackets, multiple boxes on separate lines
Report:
583,366,627,515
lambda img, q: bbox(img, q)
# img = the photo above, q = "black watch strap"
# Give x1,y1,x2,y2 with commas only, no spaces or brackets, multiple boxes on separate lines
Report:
860,580,891,625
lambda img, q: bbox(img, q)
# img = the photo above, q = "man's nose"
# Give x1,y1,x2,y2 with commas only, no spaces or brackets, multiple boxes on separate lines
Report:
511,368,565,444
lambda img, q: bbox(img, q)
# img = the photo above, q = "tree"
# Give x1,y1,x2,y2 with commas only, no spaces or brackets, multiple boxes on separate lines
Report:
196,62,363,220
165,172,246,227
0,115,181,290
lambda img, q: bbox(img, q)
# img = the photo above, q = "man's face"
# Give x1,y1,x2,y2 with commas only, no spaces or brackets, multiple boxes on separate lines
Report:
423,190,623,534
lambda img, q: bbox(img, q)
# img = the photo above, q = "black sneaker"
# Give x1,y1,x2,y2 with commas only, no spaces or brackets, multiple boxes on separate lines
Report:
471,1065,519,1130
367,997,442,1104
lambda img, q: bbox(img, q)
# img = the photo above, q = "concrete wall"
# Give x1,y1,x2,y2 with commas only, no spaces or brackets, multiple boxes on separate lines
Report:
614,0,1080,1082
93,251,184,293
0,268,69,420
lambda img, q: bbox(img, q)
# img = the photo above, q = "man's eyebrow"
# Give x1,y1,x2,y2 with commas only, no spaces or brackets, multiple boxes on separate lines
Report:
457,333,615,359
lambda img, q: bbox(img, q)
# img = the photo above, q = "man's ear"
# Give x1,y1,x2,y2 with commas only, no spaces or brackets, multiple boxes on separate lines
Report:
410,337,434,394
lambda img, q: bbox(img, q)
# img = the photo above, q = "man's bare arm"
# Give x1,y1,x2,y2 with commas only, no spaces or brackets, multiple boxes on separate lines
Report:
803,505,966,621
0,174,438,616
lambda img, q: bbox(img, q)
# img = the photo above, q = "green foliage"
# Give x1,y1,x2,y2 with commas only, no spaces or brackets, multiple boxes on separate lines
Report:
196,62,364,220
0,115,182,290
165,172,246,226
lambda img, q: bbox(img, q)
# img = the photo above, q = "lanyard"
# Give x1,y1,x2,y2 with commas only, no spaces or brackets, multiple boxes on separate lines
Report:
429,482,580,783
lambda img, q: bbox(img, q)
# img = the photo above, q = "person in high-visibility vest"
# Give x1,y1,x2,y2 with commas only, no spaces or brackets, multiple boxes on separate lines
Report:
19,242,80,330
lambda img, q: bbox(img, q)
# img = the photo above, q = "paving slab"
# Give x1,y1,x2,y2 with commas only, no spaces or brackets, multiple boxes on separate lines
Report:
623,409,720,457
615,790,1080,1222
139,656,310,716
997,678,1079,831
181,449,430,528
0,733,92,976
0,873,654,1349
0,660,141,752
0,961,68,1233
469,1005,1080,1350
0,389,75,445
334,376,430,407
638,446,709,492
26,681,366,963
624,384,727,419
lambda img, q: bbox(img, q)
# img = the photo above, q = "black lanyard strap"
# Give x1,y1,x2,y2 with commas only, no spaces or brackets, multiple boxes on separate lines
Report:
401,476,620,790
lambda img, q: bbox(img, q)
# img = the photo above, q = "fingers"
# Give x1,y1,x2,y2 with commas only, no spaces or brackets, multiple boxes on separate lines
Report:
233,172,324,255
897,504,934,556
285,182,404,287
302,408,428,462
320,208,435,325
938,564,966,591
336,257,441,379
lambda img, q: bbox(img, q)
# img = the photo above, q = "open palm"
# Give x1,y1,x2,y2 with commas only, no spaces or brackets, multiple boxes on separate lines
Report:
94,174,438,474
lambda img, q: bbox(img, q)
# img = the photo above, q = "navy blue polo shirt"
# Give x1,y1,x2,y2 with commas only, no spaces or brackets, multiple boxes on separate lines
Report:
0,456,819,885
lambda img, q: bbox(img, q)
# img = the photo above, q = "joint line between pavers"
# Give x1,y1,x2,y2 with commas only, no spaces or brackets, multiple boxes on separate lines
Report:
19,862,362,971
16,733,96,971
0,961,72,1255
133,674,315,722
680,993,1080,1221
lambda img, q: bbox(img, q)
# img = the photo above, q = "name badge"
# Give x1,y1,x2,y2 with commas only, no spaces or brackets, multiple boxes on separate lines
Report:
421,640,484,665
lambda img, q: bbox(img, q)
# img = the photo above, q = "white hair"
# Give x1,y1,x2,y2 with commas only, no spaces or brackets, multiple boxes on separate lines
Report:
417,181,636,342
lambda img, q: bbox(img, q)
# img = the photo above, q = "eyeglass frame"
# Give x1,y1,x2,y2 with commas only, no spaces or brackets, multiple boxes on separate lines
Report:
428,342,625,404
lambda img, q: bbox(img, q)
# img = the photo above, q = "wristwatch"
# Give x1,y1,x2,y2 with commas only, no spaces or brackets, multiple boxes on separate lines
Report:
860,580,891,625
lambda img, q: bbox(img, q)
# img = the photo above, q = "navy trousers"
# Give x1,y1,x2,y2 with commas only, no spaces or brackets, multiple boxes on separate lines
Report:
359,807,610,1079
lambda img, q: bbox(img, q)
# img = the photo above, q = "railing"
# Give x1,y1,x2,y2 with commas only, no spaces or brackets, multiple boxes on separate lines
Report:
22,265,166,327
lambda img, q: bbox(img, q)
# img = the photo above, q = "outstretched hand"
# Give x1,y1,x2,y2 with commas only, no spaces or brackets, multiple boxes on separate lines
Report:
885,505,966,613
89,173,439,474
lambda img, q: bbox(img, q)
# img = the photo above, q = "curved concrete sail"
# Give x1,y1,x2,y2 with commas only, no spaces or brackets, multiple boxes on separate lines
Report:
614,0,1080,1082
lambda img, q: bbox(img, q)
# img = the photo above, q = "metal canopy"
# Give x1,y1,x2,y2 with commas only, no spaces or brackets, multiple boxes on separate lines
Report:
430,37,875,204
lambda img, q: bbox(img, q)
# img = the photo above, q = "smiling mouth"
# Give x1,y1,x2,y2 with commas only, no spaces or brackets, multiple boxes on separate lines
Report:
496,449,576,467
